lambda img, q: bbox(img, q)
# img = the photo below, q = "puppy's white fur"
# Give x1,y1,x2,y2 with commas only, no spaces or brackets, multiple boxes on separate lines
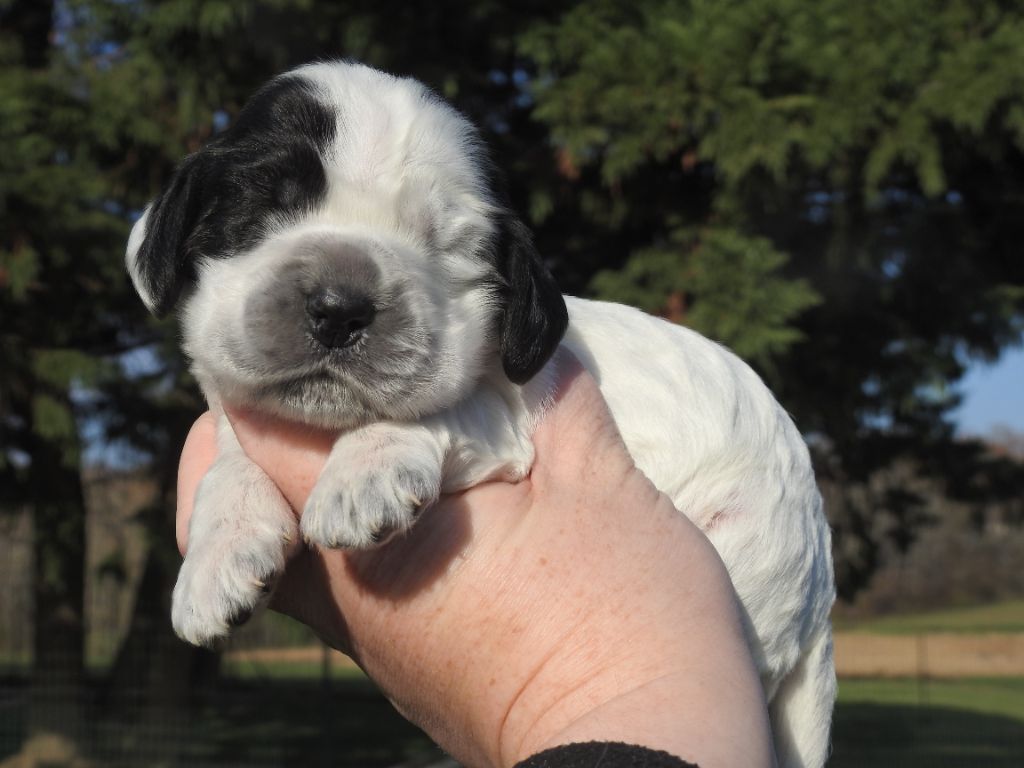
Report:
127,62,835,767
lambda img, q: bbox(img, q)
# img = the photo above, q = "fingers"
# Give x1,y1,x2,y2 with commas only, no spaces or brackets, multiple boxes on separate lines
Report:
224,408,335,511
181,352,632,557
530,348,635,489
176,411,219,556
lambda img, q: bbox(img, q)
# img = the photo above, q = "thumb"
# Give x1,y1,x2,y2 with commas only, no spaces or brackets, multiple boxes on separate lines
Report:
529,349,637,490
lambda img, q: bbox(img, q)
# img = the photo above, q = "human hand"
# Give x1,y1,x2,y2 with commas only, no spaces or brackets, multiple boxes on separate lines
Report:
177,356,774,768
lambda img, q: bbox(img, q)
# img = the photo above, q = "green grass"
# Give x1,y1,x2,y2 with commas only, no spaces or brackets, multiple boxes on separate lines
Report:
0,676,440,767
183,678,441,767
831,679,1024,767
222,657,367,680
4,673,1024,766
834,599,1024,635
838,677,1024,721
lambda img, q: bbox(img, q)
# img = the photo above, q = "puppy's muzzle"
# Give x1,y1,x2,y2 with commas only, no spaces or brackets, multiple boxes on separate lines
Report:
306,285,375,348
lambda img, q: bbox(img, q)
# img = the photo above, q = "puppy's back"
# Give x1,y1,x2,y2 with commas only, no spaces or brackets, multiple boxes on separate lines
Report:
562,296,834,679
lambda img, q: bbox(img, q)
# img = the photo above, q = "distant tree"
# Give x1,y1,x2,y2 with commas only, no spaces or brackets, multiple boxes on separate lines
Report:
2,0,578,759
519,0,1024,596
1,0,217,757
987,425,1024,462
0,0,128,750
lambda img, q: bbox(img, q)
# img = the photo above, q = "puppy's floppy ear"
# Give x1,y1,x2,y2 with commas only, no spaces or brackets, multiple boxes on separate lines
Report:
495,216,568,384
125,153,209,317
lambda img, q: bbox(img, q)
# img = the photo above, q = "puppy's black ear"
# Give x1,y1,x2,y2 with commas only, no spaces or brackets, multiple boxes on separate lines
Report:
125,153,209,317
495,216,568,384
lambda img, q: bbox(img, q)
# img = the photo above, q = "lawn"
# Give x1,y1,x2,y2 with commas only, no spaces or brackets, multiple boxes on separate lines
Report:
4,673,1024,766
834,599,1024,635
222,655,366,680
839,677,1024,720
829,677,1024,767
167,676,1024,767
0,675,443,767
8,597,1024,768
209,672,1024,767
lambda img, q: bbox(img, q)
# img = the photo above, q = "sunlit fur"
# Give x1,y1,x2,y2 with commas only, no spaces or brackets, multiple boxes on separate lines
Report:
126,61,835,768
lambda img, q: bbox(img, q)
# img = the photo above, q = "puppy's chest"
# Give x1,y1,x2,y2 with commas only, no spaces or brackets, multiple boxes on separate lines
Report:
435,379,540,492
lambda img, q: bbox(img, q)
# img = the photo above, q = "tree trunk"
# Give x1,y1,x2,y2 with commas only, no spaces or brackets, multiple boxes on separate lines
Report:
102,425,221,763
102,537,220,763
27,426,88,752
2,1,93,758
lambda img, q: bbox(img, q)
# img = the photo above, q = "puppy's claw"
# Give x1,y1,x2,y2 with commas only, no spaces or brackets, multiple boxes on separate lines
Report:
171,518,293,646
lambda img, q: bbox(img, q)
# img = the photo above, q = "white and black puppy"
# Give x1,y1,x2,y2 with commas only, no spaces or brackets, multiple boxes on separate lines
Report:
126,62,835,767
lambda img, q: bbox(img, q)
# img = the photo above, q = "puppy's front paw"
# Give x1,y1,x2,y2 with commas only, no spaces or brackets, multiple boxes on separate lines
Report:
172,464,298,647
302,429,443,549
172,539,279,647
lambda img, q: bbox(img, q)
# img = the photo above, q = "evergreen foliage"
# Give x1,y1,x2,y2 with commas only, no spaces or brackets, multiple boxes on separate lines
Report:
521,0,1024,595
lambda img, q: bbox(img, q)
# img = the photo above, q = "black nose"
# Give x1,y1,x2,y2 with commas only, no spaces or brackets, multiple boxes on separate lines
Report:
306,286,376,348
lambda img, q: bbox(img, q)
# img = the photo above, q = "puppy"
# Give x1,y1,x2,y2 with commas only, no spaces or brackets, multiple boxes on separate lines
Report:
126,61,835,767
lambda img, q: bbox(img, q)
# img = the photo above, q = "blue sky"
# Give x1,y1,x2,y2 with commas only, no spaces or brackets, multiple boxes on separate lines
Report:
954,346,1024,437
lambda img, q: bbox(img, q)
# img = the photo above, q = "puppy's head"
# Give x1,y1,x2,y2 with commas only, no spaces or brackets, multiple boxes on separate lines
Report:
126,62,566,427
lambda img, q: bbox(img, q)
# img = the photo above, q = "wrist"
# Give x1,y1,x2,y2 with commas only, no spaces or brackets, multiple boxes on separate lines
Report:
492,536,775,768
500,653,699,765
512,669,774,768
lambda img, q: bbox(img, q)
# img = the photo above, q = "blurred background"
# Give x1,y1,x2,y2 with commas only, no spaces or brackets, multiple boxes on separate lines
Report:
1,0,1023,766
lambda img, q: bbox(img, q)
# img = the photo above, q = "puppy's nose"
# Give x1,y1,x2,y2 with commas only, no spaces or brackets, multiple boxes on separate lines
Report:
306,286,376,348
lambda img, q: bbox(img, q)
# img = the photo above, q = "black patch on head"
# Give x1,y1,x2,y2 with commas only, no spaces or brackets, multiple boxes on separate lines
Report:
132,75,337,316
494,215,568,384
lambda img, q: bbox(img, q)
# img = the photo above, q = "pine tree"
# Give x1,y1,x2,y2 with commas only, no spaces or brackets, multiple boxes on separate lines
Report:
1,0,123,750
520,0,1024,595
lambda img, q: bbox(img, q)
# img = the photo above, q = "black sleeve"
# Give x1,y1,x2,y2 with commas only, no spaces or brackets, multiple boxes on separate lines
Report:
514,742,698,768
